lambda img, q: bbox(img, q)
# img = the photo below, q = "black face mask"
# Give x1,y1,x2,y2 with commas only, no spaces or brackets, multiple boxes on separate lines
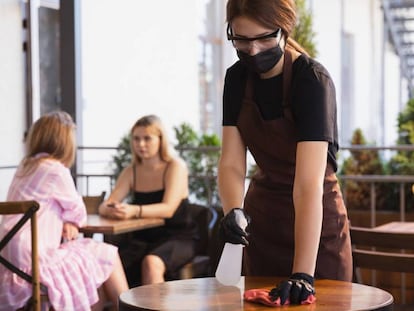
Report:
237,44,284,74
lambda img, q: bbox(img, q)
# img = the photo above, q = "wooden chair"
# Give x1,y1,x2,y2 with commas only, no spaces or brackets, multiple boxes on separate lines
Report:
82,191,106,240
178,203,215,279
0,200,47,311
350,226,414,309
82,191,106,214
82,192,114,310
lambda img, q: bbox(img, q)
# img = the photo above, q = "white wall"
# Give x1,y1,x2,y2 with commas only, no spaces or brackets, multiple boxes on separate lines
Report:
311,0,342,97
384,48,403,146
80,0,199,147
0,0,409,199
345,0,381,144
311,0,402,146
78,0,200,194
0,0,25,200
0,0,202,198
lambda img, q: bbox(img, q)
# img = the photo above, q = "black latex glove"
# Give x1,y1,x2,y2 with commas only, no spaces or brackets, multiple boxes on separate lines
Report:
218,208,250,246
269,273,315,305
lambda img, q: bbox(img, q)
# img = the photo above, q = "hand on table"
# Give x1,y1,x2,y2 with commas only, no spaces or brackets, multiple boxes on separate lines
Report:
268,273,315,305
219,208,250,246
103,202,136,220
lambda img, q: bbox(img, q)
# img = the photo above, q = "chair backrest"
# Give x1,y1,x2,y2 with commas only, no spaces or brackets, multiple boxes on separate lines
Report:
350,226,414,275
187,203,213,256
82,191,106,214
207,205,224,272
0,200,42,311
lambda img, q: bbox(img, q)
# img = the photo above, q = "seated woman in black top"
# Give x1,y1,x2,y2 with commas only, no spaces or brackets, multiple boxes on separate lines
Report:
99,115,197,286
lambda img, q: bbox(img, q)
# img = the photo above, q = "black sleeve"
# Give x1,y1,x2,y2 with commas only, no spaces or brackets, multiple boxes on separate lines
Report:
292,60,337,144
222,62,246,126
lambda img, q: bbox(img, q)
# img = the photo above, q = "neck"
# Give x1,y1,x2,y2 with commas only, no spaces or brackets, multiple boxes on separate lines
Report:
140,156,164,169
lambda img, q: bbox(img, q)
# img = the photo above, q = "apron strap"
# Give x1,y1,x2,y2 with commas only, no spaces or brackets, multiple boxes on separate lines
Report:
245,73,254,101
282,48,294,121
243,48,294,120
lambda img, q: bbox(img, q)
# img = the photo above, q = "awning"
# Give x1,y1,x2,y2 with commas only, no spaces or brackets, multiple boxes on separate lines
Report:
383,0,414,92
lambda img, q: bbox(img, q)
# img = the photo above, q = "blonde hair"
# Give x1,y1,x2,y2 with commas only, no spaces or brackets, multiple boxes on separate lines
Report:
130,115,173,164
21,111,76,175
226,0,308,56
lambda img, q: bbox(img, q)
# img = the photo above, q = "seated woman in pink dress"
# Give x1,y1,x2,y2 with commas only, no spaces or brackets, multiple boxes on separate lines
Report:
0,111,129,311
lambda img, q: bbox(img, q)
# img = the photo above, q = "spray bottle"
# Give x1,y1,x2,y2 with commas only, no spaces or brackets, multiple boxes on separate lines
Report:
215,208,248,286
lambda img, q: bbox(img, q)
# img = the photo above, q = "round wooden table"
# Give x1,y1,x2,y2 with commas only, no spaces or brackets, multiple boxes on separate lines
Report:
119,276,394,311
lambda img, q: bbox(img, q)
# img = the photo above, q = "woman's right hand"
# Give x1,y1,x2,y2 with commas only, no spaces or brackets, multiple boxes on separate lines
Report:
62,222,79,241
219,208,250,245
110,203,137,220
100,201,138,220
99,201,120,218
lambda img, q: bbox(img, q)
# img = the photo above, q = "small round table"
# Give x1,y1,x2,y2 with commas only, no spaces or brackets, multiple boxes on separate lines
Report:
119,276,393,311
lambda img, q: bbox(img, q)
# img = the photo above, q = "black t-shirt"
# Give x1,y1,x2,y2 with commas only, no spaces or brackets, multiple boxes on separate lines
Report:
222,54,339,171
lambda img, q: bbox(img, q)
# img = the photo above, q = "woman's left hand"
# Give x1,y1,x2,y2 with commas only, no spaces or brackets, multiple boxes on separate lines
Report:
62,222,79,240
268,273,315,305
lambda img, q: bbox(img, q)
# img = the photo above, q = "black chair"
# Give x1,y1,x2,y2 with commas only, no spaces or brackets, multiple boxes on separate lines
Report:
179,203,215,279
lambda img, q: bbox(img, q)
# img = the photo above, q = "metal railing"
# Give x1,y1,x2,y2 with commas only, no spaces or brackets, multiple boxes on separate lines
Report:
2,145,414,223
339,174,414,226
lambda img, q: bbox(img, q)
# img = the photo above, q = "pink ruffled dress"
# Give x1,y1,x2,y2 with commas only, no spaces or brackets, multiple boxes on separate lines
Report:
0,155,118,311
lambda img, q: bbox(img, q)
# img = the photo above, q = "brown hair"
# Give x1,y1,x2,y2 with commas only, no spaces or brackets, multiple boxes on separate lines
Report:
226,0,308,55
130,114,173,164
21,111,76,175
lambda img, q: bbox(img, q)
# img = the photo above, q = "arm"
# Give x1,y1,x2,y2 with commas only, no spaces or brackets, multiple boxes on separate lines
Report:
137,158,189,218
98,165,133,217
105,158,189,220
292,141,327,276
52,163,86,227
268,141,326,305
218,126,247,215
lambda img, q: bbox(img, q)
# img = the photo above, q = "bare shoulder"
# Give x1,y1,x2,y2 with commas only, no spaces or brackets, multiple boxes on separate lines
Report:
168,157,188,172
122,163,133,173
117,163,134,180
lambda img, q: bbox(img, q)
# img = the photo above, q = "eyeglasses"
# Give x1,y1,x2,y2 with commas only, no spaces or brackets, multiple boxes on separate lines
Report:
227,25,281,52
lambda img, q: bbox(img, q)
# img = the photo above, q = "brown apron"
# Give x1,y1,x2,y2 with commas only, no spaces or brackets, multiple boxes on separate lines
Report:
237,49,352,281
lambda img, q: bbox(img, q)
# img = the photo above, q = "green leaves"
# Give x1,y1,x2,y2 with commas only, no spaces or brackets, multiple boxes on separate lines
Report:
340,129,388,210
292,0,317,58
111,122,222,206
174,123,221,206
111,133,132,181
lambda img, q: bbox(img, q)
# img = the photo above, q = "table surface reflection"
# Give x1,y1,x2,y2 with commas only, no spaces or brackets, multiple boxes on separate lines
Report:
374,221,414,233
119,276,393,311
80,214,164,236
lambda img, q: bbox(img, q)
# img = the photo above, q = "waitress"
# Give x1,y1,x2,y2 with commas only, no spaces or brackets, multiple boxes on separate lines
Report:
217,0,352,305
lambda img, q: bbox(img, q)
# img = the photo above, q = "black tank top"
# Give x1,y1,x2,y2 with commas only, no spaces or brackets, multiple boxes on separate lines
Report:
130,164,196,238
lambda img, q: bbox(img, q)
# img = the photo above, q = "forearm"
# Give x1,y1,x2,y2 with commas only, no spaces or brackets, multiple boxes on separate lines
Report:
125,201,178,219
218,164,246,215
292,141,327,275
292,188,323,276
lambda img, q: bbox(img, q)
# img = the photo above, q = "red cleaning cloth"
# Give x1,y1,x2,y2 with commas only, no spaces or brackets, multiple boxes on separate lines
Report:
244,289,316,307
